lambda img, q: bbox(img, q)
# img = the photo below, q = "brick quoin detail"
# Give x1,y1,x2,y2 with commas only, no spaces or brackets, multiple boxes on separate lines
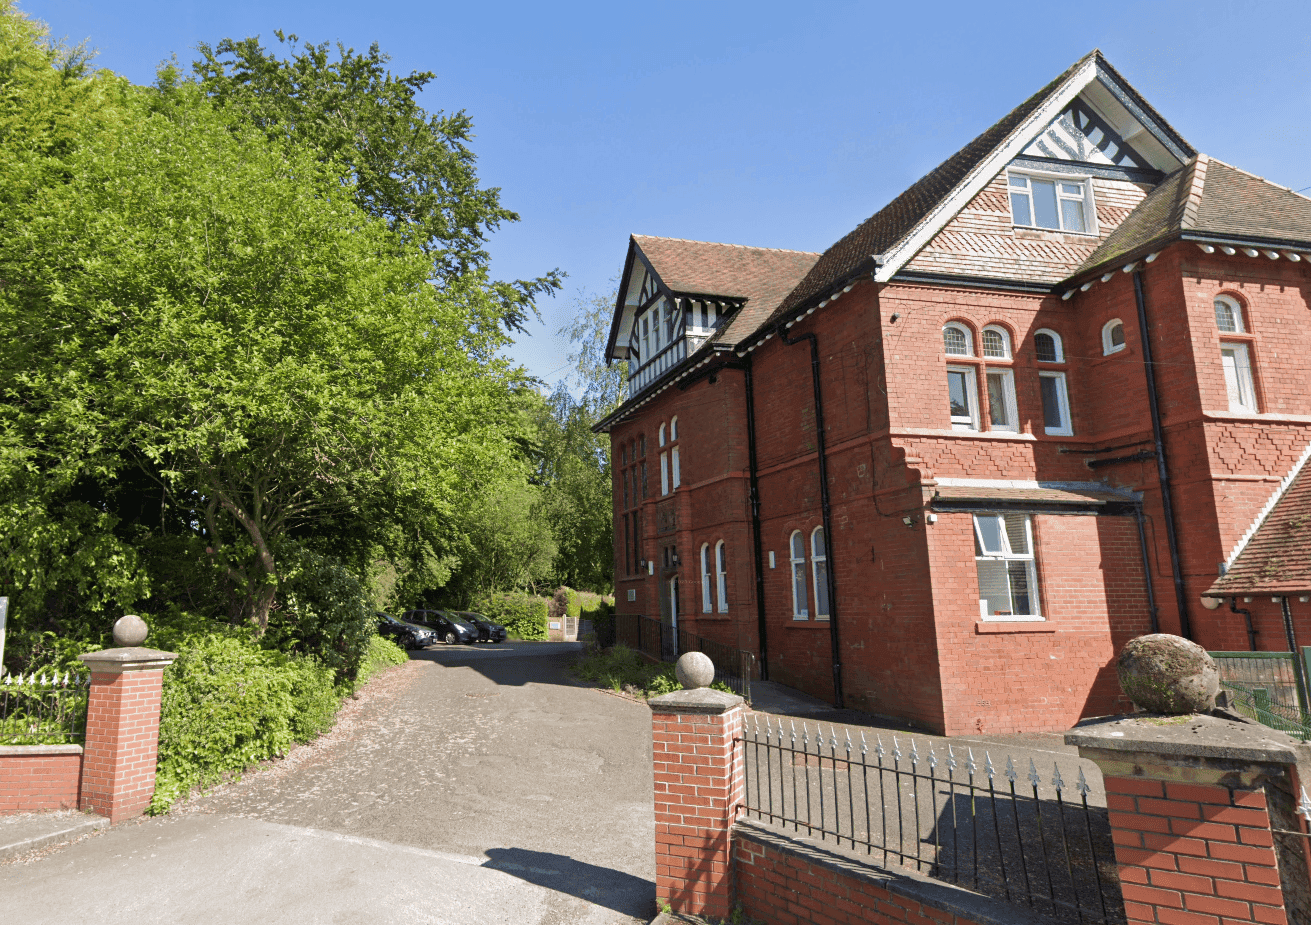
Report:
79,663,169,823
650,692,745,920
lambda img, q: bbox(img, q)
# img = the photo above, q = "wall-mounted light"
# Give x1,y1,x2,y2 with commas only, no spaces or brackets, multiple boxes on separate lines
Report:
889,312,901,324
1200,596,1223,610
671,553,681,566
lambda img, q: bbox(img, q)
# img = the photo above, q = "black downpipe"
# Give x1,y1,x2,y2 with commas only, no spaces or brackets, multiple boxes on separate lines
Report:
1132,269,1194,639
741,356,770,680
779,326,844,709
1134,504,1160,634
1230,597,1258,651
1279,596,1310,714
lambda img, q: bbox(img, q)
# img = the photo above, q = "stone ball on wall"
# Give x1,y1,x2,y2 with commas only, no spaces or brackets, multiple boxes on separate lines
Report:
112,614,149,648
675,651,715,690
1117,633,1219,715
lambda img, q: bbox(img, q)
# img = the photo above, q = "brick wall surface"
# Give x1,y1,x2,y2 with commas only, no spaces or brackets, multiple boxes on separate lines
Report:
651,701,745,919
1105,775,1290,925
80,668,166,822
0,748,82,814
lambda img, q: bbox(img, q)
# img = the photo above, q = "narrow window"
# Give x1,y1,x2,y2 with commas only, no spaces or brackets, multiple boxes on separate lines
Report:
1034,329,1063,363
1039,372,1072,435
947,367,979,431
642,315,651,359
671,446,680,489
660,451,669,495
715,541,728,613
1102,319,1126,355
811,528,829,621
658,423,666,447
1214,296,1244,333
623,515,631,576
641,461,648,497
700,544,712,613
1221,343,1258,412
986,369,1018,432
790,531,809,619
974,513,1041,620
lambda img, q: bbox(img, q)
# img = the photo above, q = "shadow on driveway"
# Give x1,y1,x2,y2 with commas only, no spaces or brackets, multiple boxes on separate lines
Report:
407,641,588,688
483,846,655,920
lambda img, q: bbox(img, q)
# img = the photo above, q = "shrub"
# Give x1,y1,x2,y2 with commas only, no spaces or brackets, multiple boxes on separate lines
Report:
264,545,375,682
355,633,408,687
583,598,615,647
471,591,548,640
571,643,731,699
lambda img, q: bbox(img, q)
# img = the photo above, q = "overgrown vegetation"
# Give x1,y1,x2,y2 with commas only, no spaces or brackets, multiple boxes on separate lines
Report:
573,645,731,699
470,591,549,640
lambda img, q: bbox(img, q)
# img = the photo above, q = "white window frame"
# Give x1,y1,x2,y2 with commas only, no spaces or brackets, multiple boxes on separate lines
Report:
1220,342,1258,413
943,322,973,357
658,422,667,447
1102,319,1126,356
1039,371,1073,435
715,540,728,613
1034,329,1064,363
1007,170,1097,235
810,527,829,621
973,513,1043,622
669,416,680,490
660,451,669,495
789,530,809,620
947,366,980,431
981,325,1012,360
700,543,712,613
1214,295,1245,334
984,368,1019,433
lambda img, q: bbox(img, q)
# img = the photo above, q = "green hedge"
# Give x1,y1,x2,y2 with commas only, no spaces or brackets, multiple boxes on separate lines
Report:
581,598,614,646
470,591,548,640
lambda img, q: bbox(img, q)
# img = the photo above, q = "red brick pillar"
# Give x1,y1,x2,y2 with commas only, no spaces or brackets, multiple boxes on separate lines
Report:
1068,714,1311,925
78,647,176,823
649,688,745,919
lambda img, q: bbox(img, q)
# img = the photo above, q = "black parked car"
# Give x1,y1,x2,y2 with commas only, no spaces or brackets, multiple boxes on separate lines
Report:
459,611,507,643
376,612,435,650
403,609,479,645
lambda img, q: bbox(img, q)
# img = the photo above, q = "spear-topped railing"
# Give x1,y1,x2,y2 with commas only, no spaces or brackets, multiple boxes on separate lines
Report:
0,670,91,745
740,716,1126,924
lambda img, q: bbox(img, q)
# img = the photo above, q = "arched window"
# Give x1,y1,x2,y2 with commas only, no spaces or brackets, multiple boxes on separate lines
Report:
1102,319,1126,355
943,323,972,356
1214,295,1245,333
658,423,666,447
700,544,712,613
715,541,728,613
811,528,830,621
1034,329,1063,363
981,326,1011,359
790,531,809,619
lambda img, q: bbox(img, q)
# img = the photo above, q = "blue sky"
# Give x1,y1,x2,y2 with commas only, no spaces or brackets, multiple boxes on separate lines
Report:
22,1,1311,388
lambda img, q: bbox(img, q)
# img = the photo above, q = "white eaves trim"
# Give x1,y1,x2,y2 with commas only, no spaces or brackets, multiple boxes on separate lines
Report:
873,57,1099,284
1223,440,1311,569
935,477,1139,498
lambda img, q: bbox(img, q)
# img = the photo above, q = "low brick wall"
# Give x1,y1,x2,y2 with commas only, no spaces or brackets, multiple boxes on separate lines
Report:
0,745,83,814
733,820,1051,925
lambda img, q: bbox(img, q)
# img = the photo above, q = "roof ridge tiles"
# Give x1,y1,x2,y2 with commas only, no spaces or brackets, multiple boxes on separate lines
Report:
632,234,821,256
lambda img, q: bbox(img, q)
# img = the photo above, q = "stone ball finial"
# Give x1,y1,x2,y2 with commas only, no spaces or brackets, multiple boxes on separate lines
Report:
1117,633,1219,714
675,651,715,690
112,614,149,648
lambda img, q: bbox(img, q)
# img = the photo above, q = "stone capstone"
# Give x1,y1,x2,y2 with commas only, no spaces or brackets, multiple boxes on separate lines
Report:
112,614,149,647
1117,633,1220,714
675,651,715,690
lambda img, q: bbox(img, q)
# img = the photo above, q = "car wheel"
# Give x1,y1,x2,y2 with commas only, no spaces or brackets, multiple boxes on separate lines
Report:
405,634,418,649
494,637,504,644
444,631,457,645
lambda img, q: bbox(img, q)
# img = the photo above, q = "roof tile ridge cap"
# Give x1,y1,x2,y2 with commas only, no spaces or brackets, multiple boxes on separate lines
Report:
1180,154,1207,230
1204,155,1311,203
632,233,820,255
1223,440,1311,571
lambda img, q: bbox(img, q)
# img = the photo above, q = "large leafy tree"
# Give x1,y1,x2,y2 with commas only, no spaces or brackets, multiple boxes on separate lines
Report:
191,32,561,334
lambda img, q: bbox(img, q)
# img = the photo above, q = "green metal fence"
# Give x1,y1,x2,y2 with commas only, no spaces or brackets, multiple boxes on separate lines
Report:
1209,650,1311,741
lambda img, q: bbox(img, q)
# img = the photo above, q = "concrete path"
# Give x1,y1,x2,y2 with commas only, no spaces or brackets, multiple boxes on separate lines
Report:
1,642,656,925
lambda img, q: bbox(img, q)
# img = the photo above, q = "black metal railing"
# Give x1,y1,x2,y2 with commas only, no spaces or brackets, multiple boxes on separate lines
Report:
616,613,757,702
741,717,1126,925
1210,651,1311,741
0,671,90,745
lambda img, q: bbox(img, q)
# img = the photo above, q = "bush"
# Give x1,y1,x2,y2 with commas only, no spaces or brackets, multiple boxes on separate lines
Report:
582,598,615,647
470,591,548,640
355,634,408,687
150,633,340,814
264,545,375,682
571,643,731,699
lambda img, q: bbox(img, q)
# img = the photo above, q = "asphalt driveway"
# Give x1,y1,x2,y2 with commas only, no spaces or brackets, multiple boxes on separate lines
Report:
0,641,656,925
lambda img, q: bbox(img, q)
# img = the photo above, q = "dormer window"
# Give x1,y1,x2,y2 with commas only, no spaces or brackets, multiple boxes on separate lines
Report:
1007,172,1093,235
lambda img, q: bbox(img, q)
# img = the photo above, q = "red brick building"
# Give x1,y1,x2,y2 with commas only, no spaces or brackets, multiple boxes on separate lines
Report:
596,50,1311,735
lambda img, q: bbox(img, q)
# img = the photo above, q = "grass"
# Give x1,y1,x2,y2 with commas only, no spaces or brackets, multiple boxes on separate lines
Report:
572,644,731,700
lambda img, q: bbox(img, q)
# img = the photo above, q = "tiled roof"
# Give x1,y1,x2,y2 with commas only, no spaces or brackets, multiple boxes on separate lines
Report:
1208,446,1311,595
632,235,820,344
1074,156,1311,278
766,51,1099,323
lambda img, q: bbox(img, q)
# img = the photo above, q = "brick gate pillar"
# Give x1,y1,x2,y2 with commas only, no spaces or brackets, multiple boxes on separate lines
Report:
78,647,176,823
1068,714,1311,925
649,688,745,919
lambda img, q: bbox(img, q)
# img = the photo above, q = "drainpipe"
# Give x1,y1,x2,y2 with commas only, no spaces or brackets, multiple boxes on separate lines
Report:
778,325,845,709
1280,596,1310,716
741,356,770,680
1229,597,1257,651
1132,268,1193,639
1133,504,1160,634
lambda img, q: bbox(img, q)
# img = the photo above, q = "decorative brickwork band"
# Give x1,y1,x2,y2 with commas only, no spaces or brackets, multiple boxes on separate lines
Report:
649,688,745,919
1068,714,1311,925
78,647,176,823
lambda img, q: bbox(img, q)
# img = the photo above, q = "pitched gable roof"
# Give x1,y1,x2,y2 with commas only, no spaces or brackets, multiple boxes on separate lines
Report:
1074,156,1311,278
1207,444,1311,595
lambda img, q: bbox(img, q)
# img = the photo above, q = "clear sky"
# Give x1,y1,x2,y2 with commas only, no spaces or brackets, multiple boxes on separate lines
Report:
21,1,1311,388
